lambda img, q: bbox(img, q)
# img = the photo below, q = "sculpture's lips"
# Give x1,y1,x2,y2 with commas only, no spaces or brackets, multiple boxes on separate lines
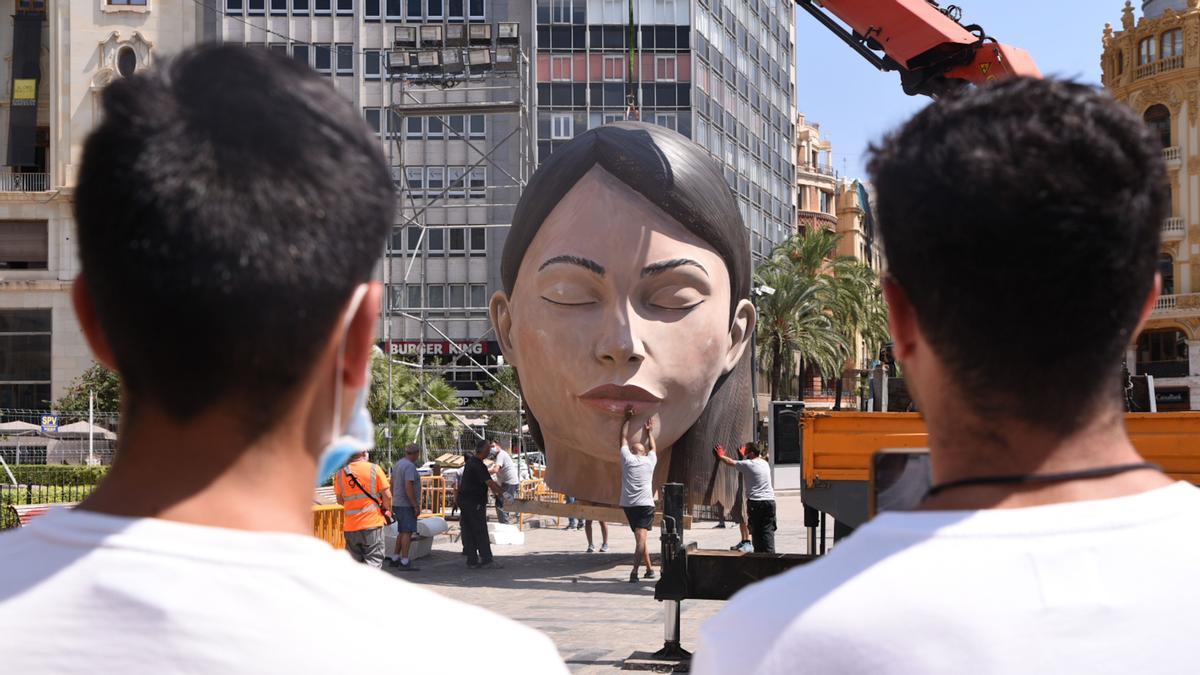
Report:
579,384,662,416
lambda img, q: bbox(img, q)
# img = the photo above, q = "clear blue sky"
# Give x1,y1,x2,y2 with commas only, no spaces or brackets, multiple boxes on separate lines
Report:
794,1,1124,179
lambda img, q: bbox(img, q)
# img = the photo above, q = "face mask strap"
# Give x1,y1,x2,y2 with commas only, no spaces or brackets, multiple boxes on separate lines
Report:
330,284,371,441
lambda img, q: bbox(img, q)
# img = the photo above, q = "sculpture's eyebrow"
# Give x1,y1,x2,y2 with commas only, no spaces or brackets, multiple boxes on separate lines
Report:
537,255,606,276
641,258,708,278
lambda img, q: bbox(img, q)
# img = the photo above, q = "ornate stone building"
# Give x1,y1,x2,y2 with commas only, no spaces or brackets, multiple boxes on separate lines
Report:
1102,0,1200,410
794,112,838,234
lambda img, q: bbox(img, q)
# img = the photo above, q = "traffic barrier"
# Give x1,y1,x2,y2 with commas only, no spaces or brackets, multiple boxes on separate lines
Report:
312,504,345,550
420,475,447,518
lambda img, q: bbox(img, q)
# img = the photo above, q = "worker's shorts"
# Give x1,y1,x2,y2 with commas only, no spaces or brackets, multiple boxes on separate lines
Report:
623,505,655,532
394,506,418,534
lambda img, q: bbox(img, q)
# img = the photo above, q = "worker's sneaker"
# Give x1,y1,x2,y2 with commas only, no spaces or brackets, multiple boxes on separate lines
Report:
599,543,609,553
396,561,419,572
628,570,639,583
586,544,595,553
477,560,505,570
714,522,727,529
643,569,656,580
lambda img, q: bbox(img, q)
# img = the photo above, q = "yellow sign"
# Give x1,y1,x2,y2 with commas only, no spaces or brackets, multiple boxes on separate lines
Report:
13,79,36,101
979,63,991,75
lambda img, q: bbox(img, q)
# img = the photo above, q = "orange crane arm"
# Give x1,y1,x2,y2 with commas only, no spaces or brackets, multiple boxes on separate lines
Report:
796,0,1041,97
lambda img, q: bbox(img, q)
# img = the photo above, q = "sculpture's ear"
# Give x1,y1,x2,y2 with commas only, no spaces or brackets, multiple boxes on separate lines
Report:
490,290,519,368
722,298,756,374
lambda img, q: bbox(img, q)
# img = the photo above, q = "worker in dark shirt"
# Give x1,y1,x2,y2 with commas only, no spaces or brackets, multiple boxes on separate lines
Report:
457,439,504,569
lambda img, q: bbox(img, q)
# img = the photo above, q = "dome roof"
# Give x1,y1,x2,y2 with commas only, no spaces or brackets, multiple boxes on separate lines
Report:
1143,0,1189,18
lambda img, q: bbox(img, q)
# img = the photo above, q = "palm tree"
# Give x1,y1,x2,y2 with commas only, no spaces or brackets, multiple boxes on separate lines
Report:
755,228,889,404
368,347,463,462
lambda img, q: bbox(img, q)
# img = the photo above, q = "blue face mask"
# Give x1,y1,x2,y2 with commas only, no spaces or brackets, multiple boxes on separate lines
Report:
316,285,375,485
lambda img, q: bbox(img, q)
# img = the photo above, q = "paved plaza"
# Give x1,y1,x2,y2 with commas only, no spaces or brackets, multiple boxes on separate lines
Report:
387,493,821,673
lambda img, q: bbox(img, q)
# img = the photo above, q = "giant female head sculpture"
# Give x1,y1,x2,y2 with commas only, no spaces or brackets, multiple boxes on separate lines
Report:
490,122,755,508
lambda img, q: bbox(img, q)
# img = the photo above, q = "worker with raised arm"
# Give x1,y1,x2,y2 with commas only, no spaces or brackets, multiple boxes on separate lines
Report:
714,442,776,553
619,408,657,583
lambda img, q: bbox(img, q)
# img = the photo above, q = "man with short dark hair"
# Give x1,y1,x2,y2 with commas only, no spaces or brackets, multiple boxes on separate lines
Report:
333,450,392,568
388,443,422,571
0,45,565,673
489,442,520,524
714,443,775,553
696,78,1200,673
458,439,504,569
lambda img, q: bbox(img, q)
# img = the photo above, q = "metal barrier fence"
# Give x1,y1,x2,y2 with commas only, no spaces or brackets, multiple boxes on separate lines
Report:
312,504,346,549
0,408,121,466
0,465,106,530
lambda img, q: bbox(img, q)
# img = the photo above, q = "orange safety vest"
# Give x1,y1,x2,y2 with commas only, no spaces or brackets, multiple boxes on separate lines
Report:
334,461,390,532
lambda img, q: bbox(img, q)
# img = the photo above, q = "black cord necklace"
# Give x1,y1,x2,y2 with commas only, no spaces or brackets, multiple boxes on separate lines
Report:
925,462,1163,498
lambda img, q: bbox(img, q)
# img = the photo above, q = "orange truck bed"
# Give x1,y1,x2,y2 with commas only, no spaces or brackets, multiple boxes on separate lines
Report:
802,411,1200,488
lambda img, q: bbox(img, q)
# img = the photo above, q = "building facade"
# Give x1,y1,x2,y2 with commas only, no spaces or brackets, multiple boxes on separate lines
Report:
1102,0,1200,410
533,0,797,261
794,112,836,236
1,0,201,409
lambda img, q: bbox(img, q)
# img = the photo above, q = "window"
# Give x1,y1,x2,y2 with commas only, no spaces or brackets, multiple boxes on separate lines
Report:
469,227,486,253
1163,29,1184,59
405,167,424,197
653,112,677,131
470,284,486,308
364,108,383,135
0,221,48,270
448,115,466,138
448,166,467,197
428,285,446,308
449,228,467,253
366,0,380,18
428,116,444,139
294,0,309,11
468,0,483,20
314,0,331,13
292,44,310,65
426,166,445,194
469,167,485,198
1145,104,1172,148
468,114,485,139
336,44,354,74
386,0,402,19
551,55,572,81
314,44,333,73
406,225,423,251
602,112,623,124
551,113,573,139
449,284,466,308
406,116,424,139
655,55,677,81
427,0,443,19
551,0,571,23
269,44,289,58
407,0,421,18
336,0,353,13
365,50,382,79
1160,253,1176,295
602,55,624,81
428,228,445,252
407,285,423,308
271,0,287,13
1139,36,1157,65
448,0,464,21
248,0,265,14
0,310,51,409
227,0,243,14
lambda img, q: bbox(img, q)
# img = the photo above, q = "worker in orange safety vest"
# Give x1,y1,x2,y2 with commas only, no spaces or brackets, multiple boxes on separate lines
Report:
333,450,393,568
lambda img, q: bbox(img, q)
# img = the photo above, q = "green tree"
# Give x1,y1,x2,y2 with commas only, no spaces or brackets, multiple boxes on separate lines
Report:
55,364,121,414
755,228,889,402
367,348,463,459
471,365,523,437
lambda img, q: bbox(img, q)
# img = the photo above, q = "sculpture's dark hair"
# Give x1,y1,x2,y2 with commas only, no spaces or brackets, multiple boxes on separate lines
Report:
501,122,752,512
74,44,392,429
868,78,1166,432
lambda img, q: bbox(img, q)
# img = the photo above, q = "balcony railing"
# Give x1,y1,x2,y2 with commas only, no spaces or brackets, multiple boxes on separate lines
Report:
0,172,49,192
797,209,838,230
1153,292,1200,313
798,163,837,178
1163,146,1181,162
1136,54,1185,80
1163,217,1186,236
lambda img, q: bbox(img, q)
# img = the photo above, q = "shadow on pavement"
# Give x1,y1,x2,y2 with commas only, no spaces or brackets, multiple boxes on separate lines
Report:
388,550,664,596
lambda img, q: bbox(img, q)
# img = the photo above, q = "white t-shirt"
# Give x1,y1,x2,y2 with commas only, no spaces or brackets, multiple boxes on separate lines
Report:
695,482,1200,675
494,449,519,486
620,444,657,507
734,458,774,501
0,508,567,674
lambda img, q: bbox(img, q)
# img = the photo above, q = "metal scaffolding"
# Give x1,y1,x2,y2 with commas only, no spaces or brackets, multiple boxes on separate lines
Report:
379,41,533,465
